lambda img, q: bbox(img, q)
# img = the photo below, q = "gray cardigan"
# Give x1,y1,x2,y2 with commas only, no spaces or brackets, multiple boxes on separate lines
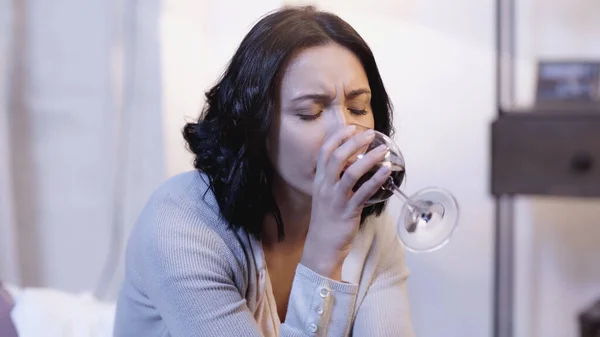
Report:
113,171,414,336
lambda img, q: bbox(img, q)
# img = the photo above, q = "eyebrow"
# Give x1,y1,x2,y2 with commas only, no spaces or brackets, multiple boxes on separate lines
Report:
292,93,331,102
291,88,371,102
346,88,372,99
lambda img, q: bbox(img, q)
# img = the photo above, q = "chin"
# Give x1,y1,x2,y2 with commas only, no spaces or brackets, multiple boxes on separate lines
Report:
291,180,313,198
301,186,314,198
273,174,312,198
294,179,315,200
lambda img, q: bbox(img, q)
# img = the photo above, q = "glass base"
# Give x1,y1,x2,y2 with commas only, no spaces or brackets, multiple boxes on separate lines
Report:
397,187,459,253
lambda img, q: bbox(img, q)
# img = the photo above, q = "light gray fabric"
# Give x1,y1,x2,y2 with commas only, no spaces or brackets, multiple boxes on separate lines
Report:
113,170,414,337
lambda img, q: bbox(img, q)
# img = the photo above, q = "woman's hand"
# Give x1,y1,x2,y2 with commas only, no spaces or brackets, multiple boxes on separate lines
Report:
300,124,392,281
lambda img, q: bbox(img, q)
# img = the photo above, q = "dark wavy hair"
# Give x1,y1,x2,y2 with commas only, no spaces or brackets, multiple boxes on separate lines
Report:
183,6,395,241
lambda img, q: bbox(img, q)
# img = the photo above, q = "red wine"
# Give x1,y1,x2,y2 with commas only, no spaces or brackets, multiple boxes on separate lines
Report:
341,163,405,202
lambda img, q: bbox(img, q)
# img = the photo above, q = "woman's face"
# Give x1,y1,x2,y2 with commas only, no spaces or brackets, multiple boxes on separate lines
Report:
267,43,375,198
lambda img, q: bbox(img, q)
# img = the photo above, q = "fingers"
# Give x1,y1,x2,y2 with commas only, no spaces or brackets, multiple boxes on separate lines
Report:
322,129,376,186
337,143,388,192
348,164,392,209
315,125,357,184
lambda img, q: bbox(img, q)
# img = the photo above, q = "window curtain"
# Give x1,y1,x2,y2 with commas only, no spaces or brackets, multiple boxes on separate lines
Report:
0,0,20,286
0,0,165,301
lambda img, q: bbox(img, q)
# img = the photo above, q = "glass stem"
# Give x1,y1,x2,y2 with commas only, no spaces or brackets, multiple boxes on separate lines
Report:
386,180,418,212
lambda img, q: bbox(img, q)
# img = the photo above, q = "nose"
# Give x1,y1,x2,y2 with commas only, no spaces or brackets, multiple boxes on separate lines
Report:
327,106,350,134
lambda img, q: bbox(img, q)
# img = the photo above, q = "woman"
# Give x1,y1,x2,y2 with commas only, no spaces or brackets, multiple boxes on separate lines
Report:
114,5,414,337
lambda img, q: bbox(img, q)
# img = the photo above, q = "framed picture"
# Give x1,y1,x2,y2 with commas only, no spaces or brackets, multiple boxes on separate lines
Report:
535,60,600,105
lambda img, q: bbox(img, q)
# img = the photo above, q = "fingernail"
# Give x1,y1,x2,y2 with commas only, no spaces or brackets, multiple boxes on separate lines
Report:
365,129,375,137
347,125,357,132
376,144,388,153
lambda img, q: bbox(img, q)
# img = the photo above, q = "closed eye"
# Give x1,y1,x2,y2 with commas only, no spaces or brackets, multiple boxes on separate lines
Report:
297,111,322,121
349,109,368,116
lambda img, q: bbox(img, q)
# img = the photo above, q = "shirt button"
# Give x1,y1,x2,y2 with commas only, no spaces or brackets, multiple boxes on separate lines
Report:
259,269,265,279
319,287,329,298
309,323,318,333
316,306,323,315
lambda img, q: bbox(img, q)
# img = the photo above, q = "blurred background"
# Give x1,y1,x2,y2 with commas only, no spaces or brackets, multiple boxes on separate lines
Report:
1,0,600,336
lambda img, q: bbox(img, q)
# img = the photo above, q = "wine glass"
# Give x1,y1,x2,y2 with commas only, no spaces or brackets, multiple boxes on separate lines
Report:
345,124,460,253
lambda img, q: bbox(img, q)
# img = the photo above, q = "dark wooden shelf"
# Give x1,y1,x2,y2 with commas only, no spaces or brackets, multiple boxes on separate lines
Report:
491,111,600,198
500,105,600,116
